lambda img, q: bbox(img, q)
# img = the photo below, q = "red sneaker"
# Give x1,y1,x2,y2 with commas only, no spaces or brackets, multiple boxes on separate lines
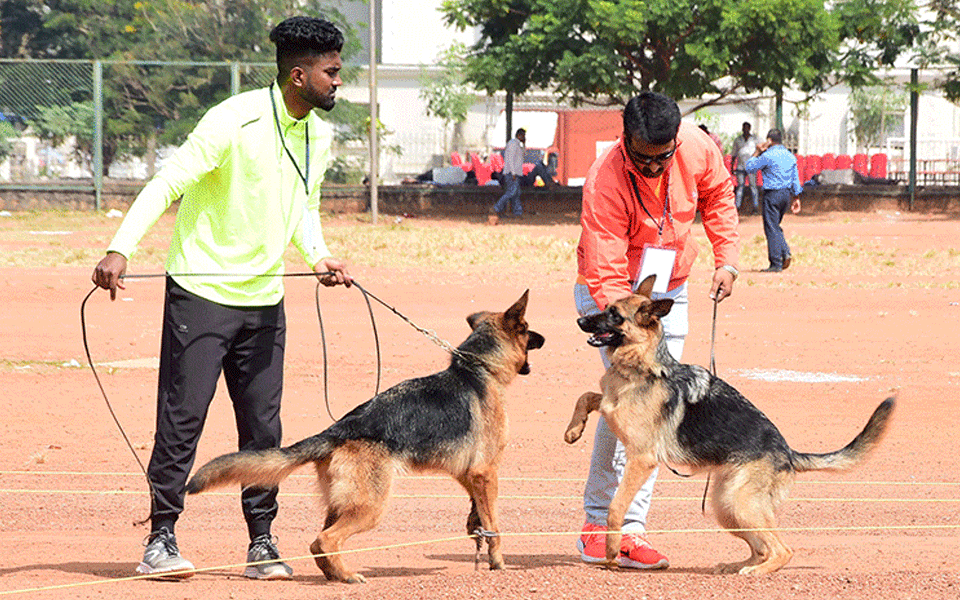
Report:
577,523,669,569
576,522,608,564
619,532,669,569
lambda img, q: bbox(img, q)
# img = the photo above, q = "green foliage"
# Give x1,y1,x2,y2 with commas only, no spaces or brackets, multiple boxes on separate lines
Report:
419,43,474,157
848,86,906,152
420,44,473,127
442,0,921,108
30,102,95,167
831,0,919,88
910,0,960,102
325,99,374,144
322,101,403,184
10,0,363,173
0,120,18,159
323,155,366,184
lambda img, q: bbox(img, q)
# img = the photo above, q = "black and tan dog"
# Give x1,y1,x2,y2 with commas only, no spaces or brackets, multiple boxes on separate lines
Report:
187,291,544,583
564,276,894,575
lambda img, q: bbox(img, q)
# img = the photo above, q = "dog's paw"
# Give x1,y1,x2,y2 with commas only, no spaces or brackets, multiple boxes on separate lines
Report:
564,423,585,444
714,560,748,575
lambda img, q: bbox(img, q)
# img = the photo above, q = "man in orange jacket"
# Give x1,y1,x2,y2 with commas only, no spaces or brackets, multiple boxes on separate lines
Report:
574,91,740,569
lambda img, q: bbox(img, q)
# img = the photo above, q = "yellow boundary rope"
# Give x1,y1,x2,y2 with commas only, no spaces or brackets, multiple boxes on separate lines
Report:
0,489,958,503
1,524,958,596
2,470,958,486
0,471,955,595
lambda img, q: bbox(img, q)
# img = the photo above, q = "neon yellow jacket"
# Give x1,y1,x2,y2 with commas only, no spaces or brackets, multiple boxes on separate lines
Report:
108,84,334,306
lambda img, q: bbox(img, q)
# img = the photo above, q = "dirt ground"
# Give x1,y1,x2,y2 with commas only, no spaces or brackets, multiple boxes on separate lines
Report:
1,208,959,599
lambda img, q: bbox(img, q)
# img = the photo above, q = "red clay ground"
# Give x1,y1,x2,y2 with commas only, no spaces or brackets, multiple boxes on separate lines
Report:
1,208,959,599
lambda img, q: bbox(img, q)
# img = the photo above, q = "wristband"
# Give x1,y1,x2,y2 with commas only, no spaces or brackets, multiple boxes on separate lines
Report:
720,264,739,280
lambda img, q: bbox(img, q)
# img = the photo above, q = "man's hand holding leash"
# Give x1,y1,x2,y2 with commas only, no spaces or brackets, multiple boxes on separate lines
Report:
314,257,352,287
710,265,737,302
92,252,128,300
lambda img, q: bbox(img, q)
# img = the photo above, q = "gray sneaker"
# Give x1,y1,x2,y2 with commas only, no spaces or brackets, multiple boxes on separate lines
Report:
244,534,293,580
136,527,195,579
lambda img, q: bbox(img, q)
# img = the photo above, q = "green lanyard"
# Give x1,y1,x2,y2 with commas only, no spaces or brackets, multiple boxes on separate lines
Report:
270,83,310,195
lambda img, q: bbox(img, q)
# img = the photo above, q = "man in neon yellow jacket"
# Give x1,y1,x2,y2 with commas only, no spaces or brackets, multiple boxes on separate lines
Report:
91,16,351,580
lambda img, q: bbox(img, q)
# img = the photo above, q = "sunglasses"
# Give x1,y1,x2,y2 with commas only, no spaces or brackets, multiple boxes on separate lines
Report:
625,138,681,166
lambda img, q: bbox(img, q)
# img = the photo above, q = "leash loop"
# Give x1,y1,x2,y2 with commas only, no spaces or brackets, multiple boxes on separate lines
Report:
81,286,156,526
471,528,499,571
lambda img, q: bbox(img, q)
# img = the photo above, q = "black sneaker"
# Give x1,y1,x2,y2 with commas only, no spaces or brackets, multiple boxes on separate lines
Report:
136,527,195,579
244,534,293,580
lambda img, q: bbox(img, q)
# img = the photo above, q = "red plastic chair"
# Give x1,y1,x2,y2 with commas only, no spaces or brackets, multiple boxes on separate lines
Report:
474,161,493,186
869,153,888,179
450,151,463,167
805,155,822,182
821,153,836,171
490,153,504,173
853,153,868,175
835,154,852,170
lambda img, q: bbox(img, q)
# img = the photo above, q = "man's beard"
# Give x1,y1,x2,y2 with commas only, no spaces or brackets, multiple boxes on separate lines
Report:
316,95,336,112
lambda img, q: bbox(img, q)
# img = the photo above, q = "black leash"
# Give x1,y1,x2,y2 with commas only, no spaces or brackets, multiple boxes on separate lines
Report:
80,271,372,523
80,286,156,526
699,294,722,514
82,271,463,524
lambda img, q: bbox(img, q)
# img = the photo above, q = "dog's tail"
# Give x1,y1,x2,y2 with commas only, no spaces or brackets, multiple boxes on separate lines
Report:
186,434,335,494
791,396,895,472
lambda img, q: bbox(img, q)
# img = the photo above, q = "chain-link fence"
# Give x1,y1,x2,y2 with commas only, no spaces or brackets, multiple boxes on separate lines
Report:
0,59,276,206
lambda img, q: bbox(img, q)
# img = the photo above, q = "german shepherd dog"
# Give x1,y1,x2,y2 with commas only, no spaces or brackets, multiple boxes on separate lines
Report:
187,292,544,583
564,276,894,575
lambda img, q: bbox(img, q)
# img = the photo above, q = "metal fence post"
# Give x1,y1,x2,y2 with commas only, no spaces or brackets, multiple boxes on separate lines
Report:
909,68,918,211
368,0,379,225
93,60,103,210
231,62,240,96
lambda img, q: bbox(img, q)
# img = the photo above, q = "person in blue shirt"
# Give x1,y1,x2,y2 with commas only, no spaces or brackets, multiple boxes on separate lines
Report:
745,128,802,272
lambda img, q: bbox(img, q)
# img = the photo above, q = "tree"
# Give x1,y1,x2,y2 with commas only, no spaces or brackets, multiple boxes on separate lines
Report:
0,119,19,160
849,86,907,152
10,0,361,174
909,0,960,102
30,101,95,169
441,0,921,111
419,43,474,160
441,0,536,97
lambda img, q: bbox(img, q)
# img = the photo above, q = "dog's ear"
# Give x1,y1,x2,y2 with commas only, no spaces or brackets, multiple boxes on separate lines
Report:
504,289,530,326
635,275,656,299
650,299,674,319
467,311,489,330
635,298,674,326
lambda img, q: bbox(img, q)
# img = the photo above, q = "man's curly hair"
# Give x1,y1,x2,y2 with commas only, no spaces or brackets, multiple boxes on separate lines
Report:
270,17,344,78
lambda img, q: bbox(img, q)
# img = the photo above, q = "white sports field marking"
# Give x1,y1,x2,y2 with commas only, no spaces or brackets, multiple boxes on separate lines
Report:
732,368,868,383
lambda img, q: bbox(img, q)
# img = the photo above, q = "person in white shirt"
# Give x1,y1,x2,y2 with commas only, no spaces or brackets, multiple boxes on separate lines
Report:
730,122,759,213
491,128,526,219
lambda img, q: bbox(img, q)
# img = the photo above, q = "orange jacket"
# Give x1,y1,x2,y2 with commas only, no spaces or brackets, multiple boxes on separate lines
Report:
577,121,739,309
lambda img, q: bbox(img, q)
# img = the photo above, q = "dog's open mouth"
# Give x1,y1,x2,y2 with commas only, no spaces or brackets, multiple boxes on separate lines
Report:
587,331,622,347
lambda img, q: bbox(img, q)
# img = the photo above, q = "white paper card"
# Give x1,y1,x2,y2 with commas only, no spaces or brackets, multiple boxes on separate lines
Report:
635,246,676,294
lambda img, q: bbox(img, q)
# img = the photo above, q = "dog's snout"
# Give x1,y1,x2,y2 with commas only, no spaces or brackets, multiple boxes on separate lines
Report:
577,315,595,332
527,330,545,350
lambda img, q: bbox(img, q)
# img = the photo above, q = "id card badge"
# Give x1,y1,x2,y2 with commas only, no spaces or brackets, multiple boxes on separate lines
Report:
635,245,676,294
